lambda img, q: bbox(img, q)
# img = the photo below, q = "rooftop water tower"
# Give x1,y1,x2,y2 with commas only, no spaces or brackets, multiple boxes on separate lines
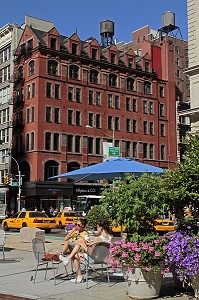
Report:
157,11,183,39
100,19,114,47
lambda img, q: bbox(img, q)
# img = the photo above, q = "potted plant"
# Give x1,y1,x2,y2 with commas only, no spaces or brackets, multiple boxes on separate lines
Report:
101,173,169,299
109,238,169,299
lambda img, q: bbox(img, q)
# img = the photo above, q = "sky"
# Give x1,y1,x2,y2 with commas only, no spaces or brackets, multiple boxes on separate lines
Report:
0,0,188,43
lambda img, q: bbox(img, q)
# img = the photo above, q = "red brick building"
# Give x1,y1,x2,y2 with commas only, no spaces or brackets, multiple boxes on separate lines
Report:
12,20,177,209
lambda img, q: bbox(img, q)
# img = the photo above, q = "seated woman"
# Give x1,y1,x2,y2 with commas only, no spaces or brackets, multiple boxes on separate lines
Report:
59,218,89,263
61,219,112,283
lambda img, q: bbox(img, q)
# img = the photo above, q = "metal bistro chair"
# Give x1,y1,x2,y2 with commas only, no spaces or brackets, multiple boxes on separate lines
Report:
32,238,68,285
0,229,6,262
83,242,111,289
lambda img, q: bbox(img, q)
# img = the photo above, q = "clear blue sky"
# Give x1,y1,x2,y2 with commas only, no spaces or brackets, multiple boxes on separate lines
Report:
0,0,188,42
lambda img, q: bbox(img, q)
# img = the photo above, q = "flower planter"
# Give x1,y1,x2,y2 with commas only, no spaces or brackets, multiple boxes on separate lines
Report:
191,274,199,298
123,267,163,299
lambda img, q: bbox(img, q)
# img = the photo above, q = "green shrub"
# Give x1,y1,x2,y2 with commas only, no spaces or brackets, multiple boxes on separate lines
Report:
86,204,109,230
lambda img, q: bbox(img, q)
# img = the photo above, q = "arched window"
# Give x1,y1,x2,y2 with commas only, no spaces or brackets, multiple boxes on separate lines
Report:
69,65,79,80
17,66,23,79
47,60,58,75
28,60,35,76
144,81,152,94
67,161,80,172
90,69,99,83
127,78,135,91
44,160,59,181
109,73,117,87
20,161,30,182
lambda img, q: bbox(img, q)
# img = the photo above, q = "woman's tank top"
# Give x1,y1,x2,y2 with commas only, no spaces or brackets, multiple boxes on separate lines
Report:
99,234,112,244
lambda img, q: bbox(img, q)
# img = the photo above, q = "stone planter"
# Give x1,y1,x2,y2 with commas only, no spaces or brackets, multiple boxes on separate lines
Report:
123,266,163,299
191,273,199,298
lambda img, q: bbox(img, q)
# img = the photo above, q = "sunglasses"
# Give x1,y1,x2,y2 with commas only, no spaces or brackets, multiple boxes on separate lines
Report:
76,224,82,227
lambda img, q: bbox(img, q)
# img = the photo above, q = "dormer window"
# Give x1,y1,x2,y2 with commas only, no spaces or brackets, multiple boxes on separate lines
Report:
47,60,58,75
90,69,99,83
50,38,57,50
92,48,97,60
27,39,33,51
109,74,117,87
72,43,77,55
20,43,26,56
127,78,135,91
69,65,79,80
128,58,133,68
111,53,116,64
145,61,150,72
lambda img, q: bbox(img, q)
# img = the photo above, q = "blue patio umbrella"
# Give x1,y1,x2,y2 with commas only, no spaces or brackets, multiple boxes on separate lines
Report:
50,158,164,182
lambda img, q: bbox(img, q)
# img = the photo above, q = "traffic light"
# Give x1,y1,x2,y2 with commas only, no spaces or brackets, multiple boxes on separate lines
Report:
3,176,9,185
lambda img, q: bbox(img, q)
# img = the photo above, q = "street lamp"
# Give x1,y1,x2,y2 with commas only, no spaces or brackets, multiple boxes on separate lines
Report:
11,156,22,212
86,125,115,144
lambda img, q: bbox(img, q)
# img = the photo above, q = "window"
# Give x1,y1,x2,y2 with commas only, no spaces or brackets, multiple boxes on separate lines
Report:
68,87,73,101
92,48,97,60
133,99,137,112
159,103,165,117
133,142,137,158
126,119,131,132
143,121,148,134
67,135,73,152
108,116,113,130
26,133,29,151
16,88,24,102
111,53,116,64
54,108,60,123
31,107,35,122
108,94,113,108
88,113,94,127
128,58,133,68
96,114,101,128
69,65,79,80
149,144,154,159
88,137,93,154
176,58,180,66
54,133,59,151
144,81,151,94
177,69,180,78
126,97,131,111
72,43,77,55
27,108,30,123
28,60,35,75
149,102,154,114
31,132,34,150
27,85,31,100
27,39,33,51
18,66,23,79
75,136,81,153
55,84,60,99
160,145,165,160
32,83,35,98
50,38,57,50
76,88,81,103
76,111,81,126
149,122,154,135
115,117,120,131
145,62,150,72
143,143,148,159
68,110,73,125
96,138,101,154
126,141,131,157
160,124,165,136
160,86,164,97
46,107,52,122
46,82,52,98
143,101,147,113
45,132,51,150
96,92,101,106
48,60,58,75
133,120,137,133
127,78,135,91
20,43,26,55
175,46,179,54
89,90,93,105
115,95,120,109
109,74,117,87
90,69,99,83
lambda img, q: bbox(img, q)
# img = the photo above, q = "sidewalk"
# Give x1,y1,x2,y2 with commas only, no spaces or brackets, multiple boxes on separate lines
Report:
0,233,191,300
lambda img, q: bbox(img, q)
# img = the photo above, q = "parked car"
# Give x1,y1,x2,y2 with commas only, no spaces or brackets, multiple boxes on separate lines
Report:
2,211,57,233
55,211,78,228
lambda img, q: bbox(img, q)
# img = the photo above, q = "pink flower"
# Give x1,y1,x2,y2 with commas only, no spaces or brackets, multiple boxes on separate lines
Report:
155,251,161,257
122,252,128,258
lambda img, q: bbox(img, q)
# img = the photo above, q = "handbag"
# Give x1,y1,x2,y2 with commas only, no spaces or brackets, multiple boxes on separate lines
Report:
43,253,59,261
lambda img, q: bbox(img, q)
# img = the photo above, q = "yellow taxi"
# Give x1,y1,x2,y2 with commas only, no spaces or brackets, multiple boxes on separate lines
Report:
154,218,175,233
2,211,57,233
55,211,78,228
